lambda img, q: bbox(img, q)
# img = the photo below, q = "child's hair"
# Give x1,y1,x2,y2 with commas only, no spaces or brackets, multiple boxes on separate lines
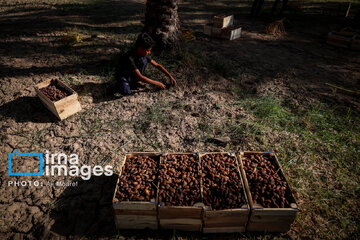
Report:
135,32,155,49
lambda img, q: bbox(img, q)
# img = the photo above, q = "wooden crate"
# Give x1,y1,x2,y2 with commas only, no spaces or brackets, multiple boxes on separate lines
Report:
221,26,242,40
112,152,160,230
34,79,81,120
213,14,234,28
200,152,250,233
238,151,299,232
158,153,204,231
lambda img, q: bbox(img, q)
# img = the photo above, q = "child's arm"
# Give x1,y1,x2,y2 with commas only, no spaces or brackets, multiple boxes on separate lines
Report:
132,69,166,89
149,60,177,86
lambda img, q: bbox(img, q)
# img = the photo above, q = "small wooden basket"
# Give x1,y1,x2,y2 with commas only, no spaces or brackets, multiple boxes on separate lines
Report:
35,79,81,120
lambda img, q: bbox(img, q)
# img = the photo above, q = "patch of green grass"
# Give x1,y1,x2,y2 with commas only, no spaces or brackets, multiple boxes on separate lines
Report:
233,93,360,238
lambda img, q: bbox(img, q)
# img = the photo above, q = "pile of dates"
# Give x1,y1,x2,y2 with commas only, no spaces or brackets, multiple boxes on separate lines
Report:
40,80,69,101
202,154,246,210
158,154,201,206
115,155,158,201
242,154,291,208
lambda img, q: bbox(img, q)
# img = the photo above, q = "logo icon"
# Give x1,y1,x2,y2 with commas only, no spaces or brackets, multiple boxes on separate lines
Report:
8,150,43,176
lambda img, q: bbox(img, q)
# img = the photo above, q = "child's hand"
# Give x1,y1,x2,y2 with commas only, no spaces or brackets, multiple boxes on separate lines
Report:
154,81,166,89
169,76,177,86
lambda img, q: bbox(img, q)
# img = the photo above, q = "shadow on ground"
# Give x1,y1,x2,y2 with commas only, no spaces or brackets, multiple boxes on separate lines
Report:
0,0,144,78
0,96,58,123
71,81,155,103
50,175,119,238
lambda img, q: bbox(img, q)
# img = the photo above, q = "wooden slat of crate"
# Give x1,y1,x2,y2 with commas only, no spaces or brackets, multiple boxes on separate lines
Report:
113,202,158,229
158,153,203,231
114,215,158,229
34,79,81,120
213,14,233,28
203,208,248,230
113,201,157,215
200,152,250,233
247,206,297,232
160,218,202,231
237,151,299,233
159,205,204,231
158,206,202,219
112,152,160,230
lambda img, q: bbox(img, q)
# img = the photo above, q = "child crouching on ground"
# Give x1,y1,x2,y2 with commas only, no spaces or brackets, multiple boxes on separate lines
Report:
110,33,176,95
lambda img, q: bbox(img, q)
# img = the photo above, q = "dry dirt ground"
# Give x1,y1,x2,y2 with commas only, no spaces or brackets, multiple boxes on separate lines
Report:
0,0,359,239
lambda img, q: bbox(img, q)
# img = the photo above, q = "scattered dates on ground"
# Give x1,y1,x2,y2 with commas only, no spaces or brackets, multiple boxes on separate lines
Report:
40,80,69,101
242,154,291,208
158,154,201,206
202,154,246,210
115,155,157,201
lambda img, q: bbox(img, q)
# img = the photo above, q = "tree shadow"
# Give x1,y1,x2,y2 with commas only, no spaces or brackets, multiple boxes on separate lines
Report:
0,96,58,123
0,0,145,80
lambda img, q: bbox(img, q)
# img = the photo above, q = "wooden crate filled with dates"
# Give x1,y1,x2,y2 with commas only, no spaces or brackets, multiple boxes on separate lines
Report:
238,151,299,232
157,153,204,231
200,152,250,233
112,152,160,230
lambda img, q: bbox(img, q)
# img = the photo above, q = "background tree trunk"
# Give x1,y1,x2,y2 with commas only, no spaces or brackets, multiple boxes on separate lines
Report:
143,0,182,50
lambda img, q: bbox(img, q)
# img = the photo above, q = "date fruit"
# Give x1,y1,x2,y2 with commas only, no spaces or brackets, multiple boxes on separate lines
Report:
202,154,246,210
115,155,158,201
158,154,201,206
242,154,292,208
40,80,70,101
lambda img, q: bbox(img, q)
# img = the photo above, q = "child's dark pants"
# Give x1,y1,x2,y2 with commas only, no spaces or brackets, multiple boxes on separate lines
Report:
116,56,149,95
117,78,141,95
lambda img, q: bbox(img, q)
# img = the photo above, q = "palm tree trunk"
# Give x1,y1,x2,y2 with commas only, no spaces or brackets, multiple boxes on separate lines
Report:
143,0,182,50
